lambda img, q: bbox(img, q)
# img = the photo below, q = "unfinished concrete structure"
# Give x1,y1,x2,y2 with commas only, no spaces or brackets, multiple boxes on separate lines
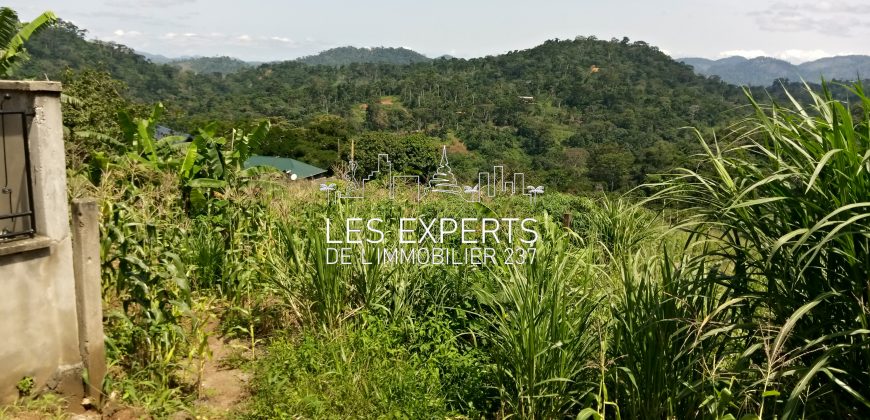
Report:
0,80,104,405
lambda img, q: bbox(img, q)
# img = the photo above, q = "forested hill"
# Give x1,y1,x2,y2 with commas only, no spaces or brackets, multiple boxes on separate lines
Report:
297,46,431,66
170,56,255,74
20,22,746,191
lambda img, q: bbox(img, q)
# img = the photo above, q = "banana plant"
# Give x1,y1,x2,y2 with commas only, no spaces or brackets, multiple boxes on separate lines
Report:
0,7,57,76
90,103,272,214
180,120,271,213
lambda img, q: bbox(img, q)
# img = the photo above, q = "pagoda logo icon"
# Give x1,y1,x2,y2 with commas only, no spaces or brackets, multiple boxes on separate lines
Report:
428,146,463,194
322,145,543,203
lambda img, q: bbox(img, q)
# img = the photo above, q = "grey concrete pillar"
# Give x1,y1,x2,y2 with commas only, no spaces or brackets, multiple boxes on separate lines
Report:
71,198,105,404
0,80,83,404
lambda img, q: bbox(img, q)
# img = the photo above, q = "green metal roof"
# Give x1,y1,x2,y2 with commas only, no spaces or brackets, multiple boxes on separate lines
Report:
244,155,327,179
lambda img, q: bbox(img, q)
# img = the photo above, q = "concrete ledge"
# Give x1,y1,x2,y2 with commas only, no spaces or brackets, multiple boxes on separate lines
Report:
0,235,53,257
0,80,62,93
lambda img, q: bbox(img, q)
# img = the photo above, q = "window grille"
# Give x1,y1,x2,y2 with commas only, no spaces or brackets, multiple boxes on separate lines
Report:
0,111,36,241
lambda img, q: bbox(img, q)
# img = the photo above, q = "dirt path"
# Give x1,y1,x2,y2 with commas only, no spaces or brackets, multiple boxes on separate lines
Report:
8,322,251,419
193,323,251,418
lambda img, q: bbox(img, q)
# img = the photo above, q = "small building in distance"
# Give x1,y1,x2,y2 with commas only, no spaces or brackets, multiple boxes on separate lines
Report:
244,155,327,180
154,125,193,141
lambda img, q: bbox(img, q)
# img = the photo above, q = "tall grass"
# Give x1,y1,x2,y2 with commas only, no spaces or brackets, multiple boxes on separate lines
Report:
475,218,600,418
578,196,660,259
652,81,870,418
606,249,748,419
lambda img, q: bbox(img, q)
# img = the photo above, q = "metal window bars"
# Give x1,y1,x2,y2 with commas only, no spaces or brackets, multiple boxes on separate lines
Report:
0,111,36,241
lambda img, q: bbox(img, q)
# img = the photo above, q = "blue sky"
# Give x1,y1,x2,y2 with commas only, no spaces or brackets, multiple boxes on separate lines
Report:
8,0,870,63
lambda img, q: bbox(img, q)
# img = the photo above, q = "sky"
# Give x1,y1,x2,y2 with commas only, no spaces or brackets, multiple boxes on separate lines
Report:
7,0,870,63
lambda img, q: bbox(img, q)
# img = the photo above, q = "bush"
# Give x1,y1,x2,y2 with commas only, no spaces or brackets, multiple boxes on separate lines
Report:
246,319,453,419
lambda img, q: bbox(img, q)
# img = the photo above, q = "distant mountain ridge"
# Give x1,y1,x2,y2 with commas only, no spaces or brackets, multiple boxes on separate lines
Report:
296,46,431,66
680,55,870,86
138,46,433,74
169,56,256,74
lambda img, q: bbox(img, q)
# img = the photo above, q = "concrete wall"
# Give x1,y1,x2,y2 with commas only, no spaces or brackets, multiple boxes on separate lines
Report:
0,81,84,404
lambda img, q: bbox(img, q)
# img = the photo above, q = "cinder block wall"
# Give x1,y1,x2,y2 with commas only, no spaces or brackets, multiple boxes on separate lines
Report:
0,81,83,404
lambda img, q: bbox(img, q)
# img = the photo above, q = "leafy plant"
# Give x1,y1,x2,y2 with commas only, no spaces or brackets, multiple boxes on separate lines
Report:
15,376,34,397
0,7,56,76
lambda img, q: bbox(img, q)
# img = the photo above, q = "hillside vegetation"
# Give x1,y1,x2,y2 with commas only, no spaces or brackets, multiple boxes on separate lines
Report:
297,46,432,66
170,56,255,75
20,23,746,192
57,81,870,419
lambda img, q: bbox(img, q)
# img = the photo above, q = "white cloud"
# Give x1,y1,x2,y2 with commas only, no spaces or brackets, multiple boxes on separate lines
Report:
111,29,141,37
775,49,835,63
89,24,324,61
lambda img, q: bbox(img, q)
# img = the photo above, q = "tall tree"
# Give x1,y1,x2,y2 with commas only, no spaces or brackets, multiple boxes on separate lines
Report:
588,143,635,191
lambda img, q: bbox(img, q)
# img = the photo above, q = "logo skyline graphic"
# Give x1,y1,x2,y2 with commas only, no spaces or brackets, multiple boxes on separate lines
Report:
321,145,543,203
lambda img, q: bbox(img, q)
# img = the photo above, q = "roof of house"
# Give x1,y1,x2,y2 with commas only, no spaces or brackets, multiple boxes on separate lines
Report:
154,125,192,140
243,155,327,179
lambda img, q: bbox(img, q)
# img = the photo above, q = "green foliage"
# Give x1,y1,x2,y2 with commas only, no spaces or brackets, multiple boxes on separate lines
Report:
19,19,184,103
577,196,659,258
99,173,197,378
351,131,441,175
256,114,349,169
0,7,56,76
246,320,451,419
62,68,143,169
15,376,34,397
653,81,870,418
170,55,254,75
19,11,870,418
0,392,67,419
588,143,636,191
606,252,732,419
298,46,431,66
85,103,274,415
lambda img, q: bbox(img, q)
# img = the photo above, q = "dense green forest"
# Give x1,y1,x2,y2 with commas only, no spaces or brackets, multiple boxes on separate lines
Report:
20,22,750,191
169,56,255,75
297,46,432,66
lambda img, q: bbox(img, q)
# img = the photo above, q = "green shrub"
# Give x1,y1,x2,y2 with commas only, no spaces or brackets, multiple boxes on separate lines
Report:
246,319,453,419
